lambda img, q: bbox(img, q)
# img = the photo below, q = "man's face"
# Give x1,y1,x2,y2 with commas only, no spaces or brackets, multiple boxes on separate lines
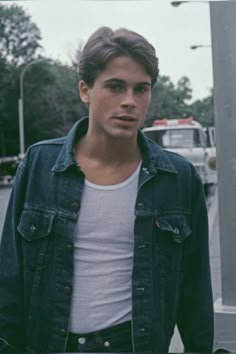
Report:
79,56,152,141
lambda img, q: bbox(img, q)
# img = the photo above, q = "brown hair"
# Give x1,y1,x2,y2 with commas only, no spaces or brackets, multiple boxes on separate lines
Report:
78,26,159,87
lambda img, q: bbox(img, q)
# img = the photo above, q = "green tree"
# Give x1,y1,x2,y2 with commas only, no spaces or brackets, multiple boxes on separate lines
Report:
0,3,42,66
145,75,213,128
0,57,12,155
190,90,214,127
0,58,20,156
0,3,43,156
23,60,88,148
145,75,193,126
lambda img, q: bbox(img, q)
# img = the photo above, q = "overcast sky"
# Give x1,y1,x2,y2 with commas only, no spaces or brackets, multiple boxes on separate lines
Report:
10,0,213,101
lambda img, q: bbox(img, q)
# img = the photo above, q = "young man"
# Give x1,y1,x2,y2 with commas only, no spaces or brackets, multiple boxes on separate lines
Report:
0,27,213,353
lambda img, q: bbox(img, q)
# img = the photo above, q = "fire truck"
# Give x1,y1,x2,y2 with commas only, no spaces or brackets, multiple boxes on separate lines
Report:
142,117,217,195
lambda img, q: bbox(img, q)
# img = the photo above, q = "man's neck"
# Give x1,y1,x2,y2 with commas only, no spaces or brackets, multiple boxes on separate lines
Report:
75,133,141,166
74,133,142,185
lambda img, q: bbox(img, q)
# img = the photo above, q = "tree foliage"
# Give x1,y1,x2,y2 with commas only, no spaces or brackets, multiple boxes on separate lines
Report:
146,76,193,126
23,60,88,147
190,90,214,127
0,3,43,156
0,3,42,66
145,75,213,127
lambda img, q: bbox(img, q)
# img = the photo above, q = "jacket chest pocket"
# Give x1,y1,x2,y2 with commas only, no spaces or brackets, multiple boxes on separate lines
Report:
17,210,55,271
153,214,191,276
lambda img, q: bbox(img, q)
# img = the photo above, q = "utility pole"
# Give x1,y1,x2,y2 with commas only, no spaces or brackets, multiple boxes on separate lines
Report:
210,1,236,351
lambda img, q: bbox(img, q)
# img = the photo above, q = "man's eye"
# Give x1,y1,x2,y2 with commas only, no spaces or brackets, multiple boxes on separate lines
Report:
108,84,124,92
135,86,149,93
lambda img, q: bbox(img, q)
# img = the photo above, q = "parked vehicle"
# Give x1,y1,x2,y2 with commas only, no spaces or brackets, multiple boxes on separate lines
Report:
0,175,15,187
142,117,217,195
0,156,20,187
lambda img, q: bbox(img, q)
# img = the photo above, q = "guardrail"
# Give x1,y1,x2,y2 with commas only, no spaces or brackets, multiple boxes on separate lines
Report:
0,156,19,164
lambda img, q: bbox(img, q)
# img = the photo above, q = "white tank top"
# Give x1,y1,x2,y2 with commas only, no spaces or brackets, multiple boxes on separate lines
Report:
69,162,141,333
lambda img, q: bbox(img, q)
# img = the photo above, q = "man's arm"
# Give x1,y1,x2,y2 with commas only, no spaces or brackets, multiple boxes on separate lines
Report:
177,169,214,353
0,158,28,352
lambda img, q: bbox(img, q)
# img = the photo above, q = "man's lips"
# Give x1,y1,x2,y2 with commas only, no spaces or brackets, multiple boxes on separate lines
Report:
113,116,137,122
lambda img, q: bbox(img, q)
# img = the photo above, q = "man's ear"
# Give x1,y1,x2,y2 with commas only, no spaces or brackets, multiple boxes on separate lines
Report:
79,80,90,104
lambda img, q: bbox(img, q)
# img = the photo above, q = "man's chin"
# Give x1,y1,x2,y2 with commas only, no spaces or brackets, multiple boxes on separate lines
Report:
109,130,138,140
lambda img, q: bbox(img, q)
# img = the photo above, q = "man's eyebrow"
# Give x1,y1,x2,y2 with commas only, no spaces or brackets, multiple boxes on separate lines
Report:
103,79,126,84
103,78,151,86
135,82,152,86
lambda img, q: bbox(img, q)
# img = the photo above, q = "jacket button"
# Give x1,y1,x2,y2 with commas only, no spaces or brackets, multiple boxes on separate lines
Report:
137,203,144,208
65,244,73,252
78,337,86,344
58,329,66,336
64,286,71,295
137,328,146,333
29,224,36,232
136,287,145,292
138,243,149,249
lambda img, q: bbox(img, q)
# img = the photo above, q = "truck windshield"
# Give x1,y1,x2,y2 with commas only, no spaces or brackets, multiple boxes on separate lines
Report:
144,128,202,148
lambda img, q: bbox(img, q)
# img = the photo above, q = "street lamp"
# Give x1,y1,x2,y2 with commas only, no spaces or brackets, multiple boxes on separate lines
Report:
171,1,209,7
190,44,211,50
18,57,50,157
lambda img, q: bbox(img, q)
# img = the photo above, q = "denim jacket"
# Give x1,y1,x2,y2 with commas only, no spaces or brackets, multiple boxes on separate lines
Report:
0,117,213,353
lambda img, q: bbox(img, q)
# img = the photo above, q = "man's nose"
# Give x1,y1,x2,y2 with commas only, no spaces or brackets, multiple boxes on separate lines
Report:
121,89,136,108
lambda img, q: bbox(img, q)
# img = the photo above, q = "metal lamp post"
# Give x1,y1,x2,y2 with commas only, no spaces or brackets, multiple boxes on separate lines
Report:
18,58,50,158
190,44,211,50
171,1,209,7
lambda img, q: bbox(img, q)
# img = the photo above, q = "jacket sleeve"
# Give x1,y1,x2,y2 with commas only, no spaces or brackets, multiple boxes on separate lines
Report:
177,168,214,353
0,157,28,352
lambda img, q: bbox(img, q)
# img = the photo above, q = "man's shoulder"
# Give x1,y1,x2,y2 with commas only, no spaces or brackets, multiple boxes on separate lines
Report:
26,137,65,157
146,137,194,173
164,149,193,169
30,136,65,149
20,137,66,171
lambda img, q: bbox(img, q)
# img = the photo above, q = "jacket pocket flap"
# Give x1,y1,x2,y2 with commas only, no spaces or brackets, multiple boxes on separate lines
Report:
155,214,191,243
17,210,55,241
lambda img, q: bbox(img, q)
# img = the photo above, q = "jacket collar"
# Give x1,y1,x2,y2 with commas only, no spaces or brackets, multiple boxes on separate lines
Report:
52,117,177,175
137,129,177,175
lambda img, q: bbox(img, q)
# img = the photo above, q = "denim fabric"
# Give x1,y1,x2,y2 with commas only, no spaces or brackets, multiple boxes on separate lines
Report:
66,321,132,352
0,117,213,353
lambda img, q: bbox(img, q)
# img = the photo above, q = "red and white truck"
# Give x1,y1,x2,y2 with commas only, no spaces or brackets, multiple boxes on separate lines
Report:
142,117,217,195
